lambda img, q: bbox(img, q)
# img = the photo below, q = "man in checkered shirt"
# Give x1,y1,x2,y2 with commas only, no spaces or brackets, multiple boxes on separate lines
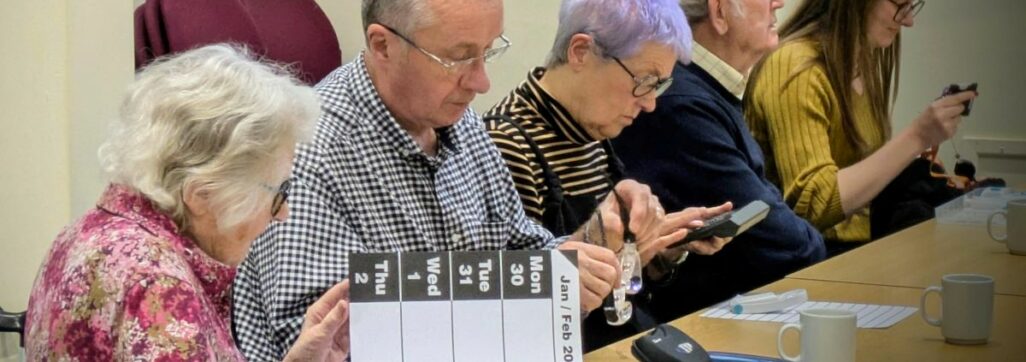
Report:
231,0,687,359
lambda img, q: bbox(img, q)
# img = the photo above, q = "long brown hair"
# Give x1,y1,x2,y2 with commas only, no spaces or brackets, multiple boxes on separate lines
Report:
747,0,899,155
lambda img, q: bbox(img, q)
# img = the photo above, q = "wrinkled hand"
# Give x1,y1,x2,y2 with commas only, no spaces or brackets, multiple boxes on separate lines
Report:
284,280,351,362
667,202,734,256
914,90,978,147
636,201,734,264
557,241,619,314
643,203,735,280
576,180,664,254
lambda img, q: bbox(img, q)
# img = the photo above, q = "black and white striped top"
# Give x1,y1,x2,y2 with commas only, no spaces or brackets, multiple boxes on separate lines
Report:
484,68,614,222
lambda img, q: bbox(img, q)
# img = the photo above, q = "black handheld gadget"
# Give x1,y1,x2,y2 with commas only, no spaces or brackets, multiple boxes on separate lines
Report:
941,83,977,116
633,324,784,362
667,200,770,249
632,324,711,362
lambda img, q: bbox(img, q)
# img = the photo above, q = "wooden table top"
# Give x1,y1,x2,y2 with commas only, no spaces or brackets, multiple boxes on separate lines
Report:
585,279,1026,361
789,220,1026,297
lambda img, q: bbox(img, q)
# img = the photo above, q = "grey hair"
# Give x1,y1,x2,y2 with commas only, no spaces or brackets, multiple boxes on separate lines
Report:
362,0,434,36
546,0,693,68
98,44,320,233
680,0,744,25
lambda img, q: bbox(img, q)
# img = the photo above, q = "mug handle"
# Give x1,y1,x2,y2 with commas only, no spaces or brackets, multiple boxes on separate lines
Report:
920,286,943,327
777,323,802,362
988,211,1008,242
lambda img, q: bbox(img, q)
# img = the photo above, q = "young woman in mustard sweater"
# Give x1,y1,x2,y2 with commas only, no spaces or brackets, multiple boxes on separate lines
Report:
744,0,978,249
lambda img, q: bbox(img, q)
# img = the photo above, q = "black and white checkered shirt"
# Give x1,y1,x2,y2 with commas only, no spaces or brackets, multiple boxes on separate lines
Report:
232,54,559,360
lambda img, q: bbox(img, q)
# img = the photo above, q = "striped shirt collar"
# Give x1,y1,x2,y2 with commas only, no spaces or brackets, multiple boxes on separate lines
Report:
691,43,747,100
516,67,596,145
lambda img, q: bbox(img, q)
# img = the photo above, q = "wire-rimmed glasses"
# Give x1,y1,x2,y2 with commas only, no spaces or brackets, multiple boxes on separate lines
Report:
888,0,925,22
610,56,673,98
379,24,512,75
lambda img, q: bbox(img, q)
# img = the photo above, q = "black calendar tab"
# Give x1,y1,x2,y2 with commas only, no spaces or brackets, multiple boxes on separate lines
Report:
501,250,552,299
451,251,502,300
400,252,452,301
348,252,400,303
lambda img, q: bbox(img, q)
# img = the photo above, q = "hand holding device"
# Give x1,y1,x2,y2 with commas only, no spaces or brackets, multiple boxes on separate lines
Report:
668,200,770,249
941,83,978,116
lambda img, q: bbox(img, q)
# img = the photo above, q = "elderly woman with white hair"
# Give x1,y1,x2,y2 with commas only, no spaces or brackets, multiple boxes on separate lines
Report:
484,0,732,350
24,45,350,361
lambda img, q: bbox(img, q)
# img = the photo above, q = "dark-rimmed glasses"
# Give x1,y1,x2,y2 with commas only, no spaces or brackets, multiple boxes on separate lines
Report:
611,57,673,98
888,0,925,22
260,179,291,217
378,24,512,75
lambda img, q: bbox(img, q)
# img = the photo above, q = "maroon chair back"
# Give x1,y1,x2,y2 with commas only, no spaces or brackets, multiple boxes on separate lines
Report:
242,0,342,85
134,0,341,85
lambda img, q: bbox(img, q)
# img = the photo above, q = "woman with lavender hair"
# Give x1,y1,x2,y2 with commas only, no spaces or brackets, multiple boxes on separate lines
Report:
484,0,731,350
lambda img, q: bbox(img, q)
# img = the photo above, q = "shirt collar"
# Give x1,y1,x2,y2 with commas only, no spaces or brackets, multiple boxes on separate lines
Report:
96,184,237,305
517,67,596,145
691,43,748,100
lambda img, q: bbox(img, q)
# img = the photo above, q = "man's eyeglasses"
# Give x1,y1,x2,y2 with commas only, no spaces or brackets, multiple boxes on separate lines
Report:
888,0,925,22
611,57,673,98
379,24,512,75
260,179,291,217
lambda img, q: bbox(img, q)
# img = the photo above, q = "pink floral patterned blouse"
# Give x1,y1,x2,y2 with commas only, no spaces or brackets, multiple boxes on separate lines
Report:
24,184,246,361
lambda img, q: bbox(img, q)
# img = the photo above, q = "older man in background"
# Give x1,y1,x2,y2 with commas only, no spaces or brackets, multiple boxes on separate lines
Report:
612,0,827,322
232,0,673,359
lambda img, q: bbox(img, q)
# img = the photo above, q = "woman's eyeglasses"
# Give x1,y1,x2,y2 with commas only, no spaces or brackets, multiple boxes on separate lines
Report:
888,0,925,22
611,56,673,98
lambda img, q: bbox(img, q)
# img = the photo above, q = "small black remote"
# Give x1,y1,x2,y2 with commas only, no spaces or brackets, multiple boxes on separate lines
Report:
632,324,711,362
667,200,770,249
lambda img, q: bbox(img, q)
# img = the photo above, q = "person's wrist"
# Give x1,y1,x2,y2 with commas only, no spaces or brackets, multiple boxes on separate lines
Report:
899,126,931,156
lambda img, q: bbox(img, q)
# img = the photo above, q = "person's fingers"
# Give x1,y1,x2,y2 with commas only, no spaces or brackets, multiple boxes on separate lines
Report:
578,258,615,313
565,242,619,289
598,207,625,251
615,180,654,237
941,89,978,105
686,236,732,255
686,241,718,255
705,202,733,217
639,228,688,265
662,208,705,233
629,195,660,243
318,299,350,334
579,286,604,314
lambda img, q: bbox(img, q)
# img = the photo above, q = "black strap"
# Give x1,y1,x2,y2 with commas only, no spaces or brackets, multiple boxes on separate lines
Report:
483,115,566,208
484,115,627,236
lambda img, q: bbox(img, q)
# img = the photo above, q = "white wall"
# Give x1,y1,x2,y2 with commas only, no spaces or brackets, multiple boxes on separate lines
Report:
891,0,1026,184
0,0,131,359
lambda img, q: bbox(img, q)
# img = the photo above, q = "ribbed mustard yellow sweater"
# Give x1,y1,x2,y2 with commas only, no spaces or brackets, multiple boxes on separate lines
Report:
745,40,885,242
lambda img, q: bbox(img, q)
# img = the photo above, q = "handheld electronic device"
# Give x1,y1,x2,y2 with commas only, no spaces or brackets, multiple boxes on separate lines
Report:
941,83,977,116
632,324,711,362
668,200,770,249
633,324,784,362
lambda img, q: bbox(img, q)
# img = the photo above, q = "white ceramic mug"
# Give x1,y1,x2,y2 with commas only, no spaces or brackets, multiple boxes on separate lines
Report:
777,308,856,362
920,274,994,345
988,199,1026,255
